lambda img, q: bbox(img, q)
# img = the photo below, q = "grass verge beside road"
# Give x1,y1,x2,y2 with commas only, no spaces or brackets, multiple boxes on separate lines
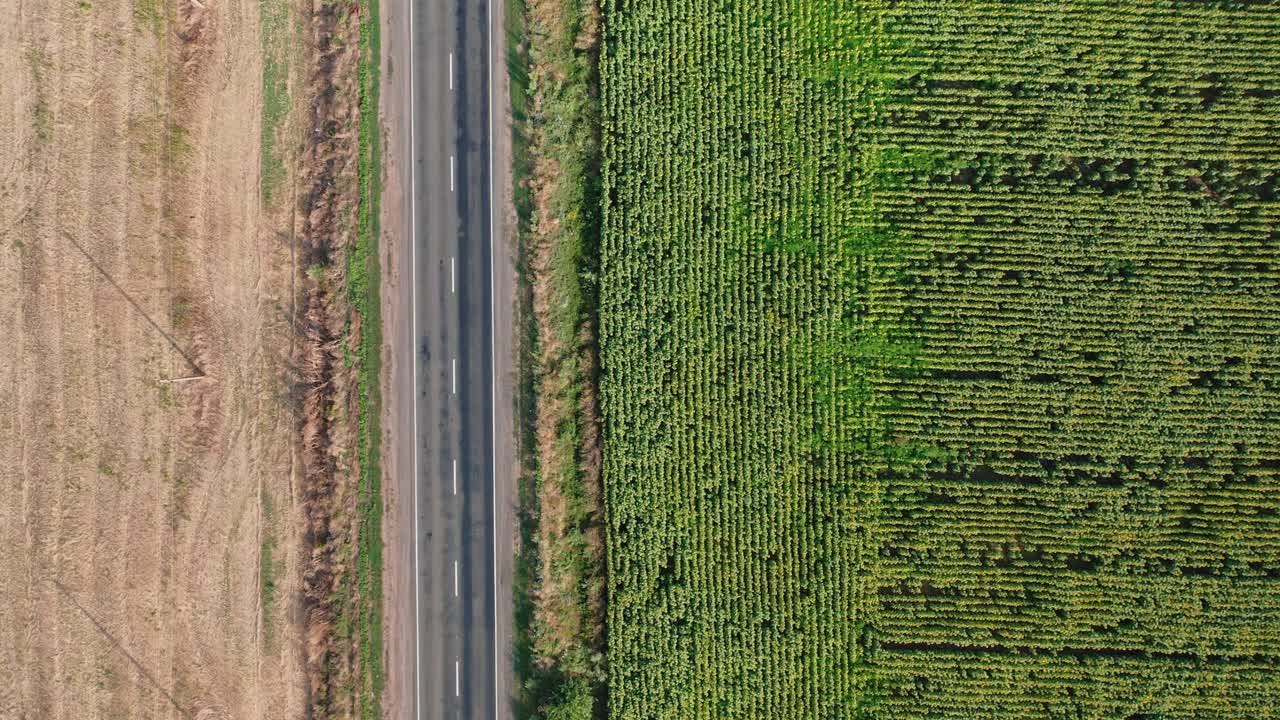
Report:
509,0,607,717
347,1,385,717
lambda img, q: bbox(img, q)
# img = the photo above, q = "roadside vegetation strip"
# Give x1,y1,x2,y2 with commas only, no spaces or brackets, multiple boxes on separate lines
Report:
350,0,385,717
287,0,384,717
600,0,1280,718
509,0,609,717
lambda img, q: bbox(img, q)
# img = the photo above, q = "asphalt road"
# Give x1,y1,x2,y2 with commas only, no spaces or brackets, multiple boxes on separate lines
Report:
408,0,501,717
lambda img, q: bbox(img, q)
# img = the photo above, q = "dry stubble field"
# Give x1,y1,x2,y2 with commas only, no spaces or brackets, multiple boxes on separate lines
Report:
0,1,306,717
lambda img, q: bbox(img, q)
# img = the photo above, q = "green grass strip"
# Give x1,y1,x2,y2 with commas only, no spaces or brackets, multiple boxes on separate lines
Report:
259,0,290,205
350,0,384,717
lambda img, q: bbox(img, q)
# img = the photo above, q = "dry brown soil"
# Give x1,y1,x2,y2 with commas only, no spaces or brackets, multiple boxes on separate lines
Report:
0,1,306,718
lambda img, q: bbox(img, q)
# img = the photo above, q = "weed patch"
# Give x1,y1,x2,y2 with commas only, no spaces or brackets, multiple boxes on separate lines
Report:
259,0,291,204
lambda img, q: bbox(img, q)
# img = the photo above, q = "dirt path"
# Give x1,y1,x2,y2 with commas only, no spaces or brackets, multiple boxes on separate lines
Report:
0,1,304,718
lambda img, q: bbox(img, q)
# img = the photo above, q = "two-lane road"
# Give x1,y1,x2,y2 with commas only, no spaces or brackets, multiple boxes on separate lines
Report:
407,0,502,717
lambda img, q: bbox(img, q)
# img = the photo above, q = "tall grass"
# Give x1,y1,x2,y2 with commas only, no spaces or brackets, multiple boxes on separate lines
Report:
510,0,608,717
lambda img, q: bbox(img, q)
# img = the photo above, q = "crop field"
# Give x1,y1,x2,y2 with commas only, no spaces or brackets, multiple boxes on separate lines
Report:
598,1,1280,718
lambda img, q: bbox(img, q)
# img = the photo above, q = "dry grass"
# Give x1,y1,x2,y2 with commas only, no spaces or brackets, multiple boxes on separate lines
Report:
0,0,306,717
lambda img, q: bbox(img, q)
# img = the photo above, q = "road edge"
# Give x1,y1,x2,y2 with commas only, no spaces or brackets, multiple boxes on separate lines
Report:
490,0,518,714
378,0,415,717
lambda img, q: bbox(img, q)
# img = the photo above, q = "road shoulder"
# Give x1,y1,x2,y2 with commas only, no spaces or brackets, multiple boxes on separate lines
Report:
378,0,415,717
492,0,519,714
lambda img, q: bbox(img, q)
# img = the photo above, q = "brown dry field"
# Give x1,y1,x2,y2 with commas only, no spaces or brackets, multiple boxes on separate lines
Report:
0,1,306,718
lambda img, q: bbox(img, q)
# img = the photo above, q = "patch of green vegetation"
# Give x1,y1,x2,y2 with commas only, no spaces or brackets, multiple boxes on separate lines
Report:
170,297,192,329
166,124,192,164
26,49,52,145
307,263,328,283
259,488,279,641
509,0,544,709
345,2,384,717
167,459,192,529
132,0,164,38
33,99,53,143
95,663,118,691
507,0,533,231
510,0,608,716
259,0,291,204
